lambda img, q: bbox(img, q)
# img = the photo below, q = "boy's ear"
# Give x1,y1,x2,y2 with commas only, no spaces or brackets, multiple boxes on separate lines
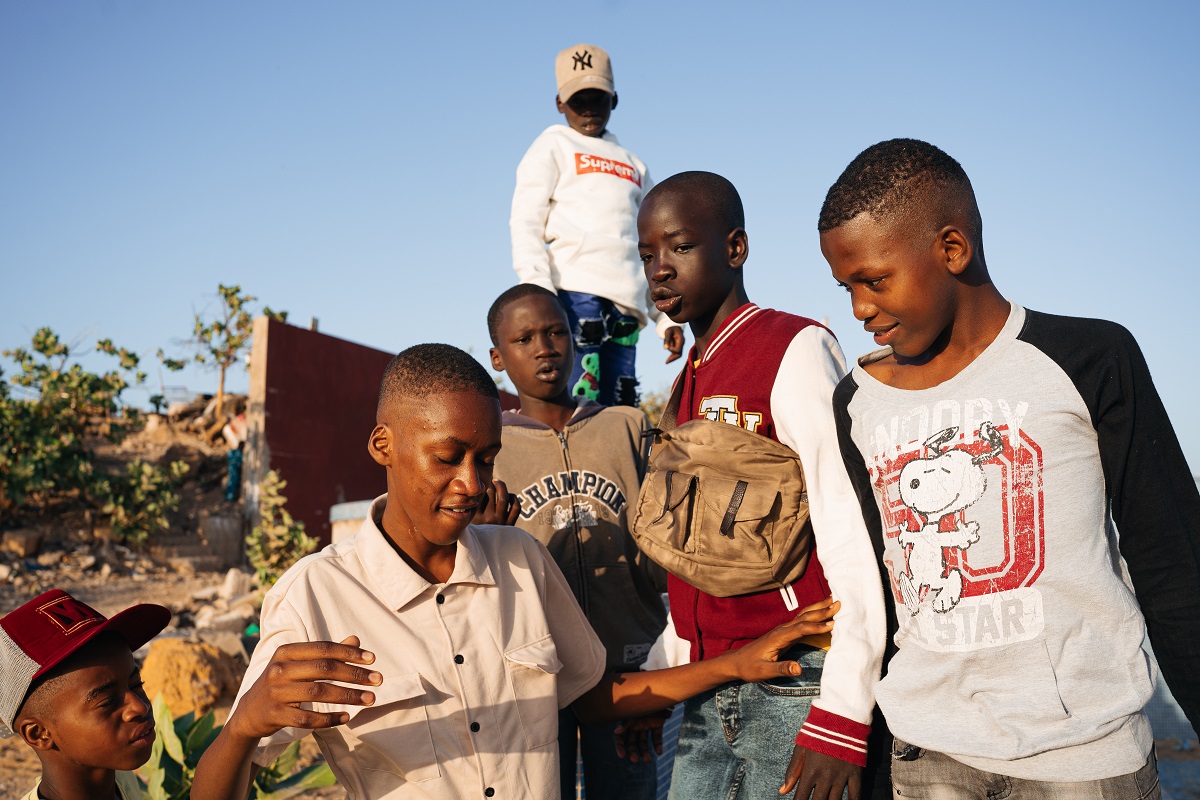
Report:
611,92,618,110
368,423,394,466
555,94,565,114
19,718,54,752
939,225,973,275
727,227,749,269
489,347,506,373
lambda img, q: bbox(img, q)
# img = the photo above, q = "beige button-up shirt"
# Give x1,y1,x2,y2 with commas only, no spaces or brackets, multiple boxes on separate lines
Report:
233,495,606,799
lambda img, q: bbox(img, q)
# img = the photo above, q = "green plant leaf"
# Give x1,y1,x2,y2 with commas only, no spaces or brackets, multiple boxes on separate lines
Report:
145,765,167,800
256,763,337,799
183,709,216,760
172,708,197,741
269,740,301,776
152,694,185,765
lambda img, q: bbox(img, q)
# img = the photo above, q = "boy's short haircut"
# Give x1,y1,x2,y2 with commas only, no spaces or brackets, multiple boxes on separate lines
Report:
377,343,499,416
0,589,169,737
645,171,745,232
817,138,983,244
487,284,562,345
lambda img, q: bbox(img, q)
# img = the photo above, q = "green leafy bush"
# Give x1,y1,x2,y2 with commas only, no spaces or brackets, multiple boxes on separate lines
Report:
0,328,135,509
246,470,318,588
97,460,190,547
0,328,189,545
141,695,335,800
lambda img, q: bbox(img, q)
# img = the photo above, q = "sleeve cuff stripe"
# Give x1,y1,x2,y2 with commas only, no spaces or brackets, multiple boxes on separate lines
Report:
797,729,869,755
801,722,868,749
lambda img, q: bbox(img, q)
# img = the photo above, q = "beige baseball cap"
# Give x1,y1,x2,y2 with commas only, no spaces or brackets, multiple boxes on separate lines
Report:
555,44,614,103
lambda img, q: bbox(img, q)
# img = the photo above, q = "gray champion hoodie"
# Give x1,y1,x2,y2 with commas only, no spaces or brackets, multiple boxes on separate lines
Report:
495,400,666,671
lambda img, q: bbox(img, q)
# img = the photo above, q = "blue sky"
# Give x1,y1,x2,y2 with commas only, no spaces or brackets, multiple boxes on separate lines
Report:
2,1,1198,472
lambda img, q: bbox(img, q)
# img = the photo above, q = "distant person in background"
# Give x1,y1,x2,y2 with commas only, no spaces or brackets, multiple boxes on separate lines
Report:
510,43,683,407
487,283,667,800
1,589,170,800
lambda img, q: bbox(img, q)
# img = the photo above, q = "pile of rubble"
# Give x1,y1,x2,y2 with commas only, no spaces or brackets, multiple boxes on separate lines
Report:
166,392,248,447
179,566,259,635
0,534,175,596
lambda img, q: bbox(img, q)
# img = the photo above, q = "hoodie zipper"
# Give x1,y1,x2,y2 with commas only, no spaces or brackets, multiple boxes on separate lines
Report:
558,429,590,615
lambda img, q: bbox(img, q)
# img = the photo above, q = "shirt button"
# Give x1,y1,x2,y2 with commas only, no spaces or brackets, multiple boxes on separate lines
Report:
454,654,465,664
484,789,495,797
436,594,445,604
470,721,480,732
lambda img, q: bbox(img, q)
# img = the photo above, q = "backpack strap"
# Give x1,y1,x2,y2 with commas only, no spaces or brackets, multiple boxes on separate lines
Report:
642,367,686,453
657,367,687,432
718,480,749,538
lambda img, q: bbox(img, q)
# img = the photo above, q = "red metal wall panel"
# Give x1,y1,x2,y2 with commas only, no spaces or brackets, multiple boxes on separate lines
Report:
252,319,517,545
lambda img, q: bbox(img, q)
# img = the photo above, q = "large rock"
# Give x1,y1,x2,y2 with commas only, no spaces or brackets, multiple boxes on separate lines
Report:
141,639,243,718
219,567,253,601
3,529,43,558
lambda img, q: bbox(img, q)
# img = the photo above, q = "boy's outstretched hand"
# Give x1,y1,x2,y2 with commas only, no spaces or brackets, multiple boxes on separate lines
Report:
226,635,381,741
473,479,522,526
717,597,839,684
193,636,382,800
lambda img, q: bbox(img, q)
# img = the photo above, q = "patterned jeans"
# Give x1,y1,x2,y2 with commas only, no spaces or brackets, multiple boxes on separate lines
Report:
558,290,640,407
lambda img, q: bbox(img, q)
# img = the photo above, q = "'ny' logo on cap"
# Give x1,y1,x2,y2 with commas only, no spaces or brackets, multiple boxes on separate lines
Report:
38,597,99,636
572,50,592,71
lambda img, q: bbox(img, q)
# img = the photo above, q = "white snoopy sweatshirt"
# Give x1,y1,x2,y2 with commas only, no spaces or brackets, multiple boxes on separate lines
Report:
834,303,1200,781
510,124,671,338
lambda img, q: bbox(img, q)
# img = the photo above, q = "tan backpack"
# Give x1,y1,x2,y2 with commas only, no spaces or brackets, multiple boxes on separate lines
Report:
631,373,814,597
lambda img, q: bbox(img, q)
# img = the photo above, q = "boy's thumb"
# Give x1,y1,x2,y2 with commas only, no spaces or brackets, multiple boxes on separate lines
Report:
340,635,361,647
780,661,802,676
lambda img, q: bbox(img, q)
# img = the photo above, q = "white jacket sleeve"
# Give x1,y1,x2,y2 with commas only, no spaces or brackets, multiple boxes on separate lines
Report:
510,134,559,292
771,326,885,727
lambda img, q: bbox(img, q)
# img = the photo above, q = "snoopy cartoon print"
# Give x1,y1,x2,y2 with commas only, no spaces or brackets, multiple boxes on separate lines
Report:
896,422,1004,615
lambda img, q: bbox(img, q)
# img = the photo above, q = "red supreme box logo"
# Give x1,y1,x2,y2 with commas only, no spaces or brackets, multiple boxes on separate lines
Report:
575,153,641,186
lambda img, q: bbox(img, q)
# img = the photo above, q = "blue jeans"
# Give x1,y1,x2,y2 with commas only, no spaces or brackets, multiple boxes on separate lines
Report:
558,290,640,407
669,645,835,800
559,707,657,800
890,738,1161,799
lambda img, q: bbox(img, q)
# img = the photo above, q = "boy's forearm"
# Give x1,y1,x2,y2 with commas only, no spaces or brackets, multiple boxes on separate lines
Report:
573,655,739,724
191,725,261,800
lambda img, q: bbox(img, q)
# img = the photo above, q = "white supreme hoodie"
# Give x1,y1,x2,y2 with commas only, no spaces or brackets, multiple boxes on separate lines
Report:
510,124,671,337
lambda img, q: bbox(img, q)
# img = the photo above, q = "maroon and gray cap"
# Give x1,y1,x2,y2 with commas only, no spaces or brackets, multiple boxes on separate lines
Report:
0,589,169,738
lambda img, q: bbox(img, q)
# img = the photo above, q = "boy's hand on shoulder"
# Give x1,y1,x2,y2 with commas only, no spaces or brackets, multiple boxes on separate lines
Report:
226,635,381,743
780,747,861,800
718,597,839,683
664,326,684,364
472,479,522,526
